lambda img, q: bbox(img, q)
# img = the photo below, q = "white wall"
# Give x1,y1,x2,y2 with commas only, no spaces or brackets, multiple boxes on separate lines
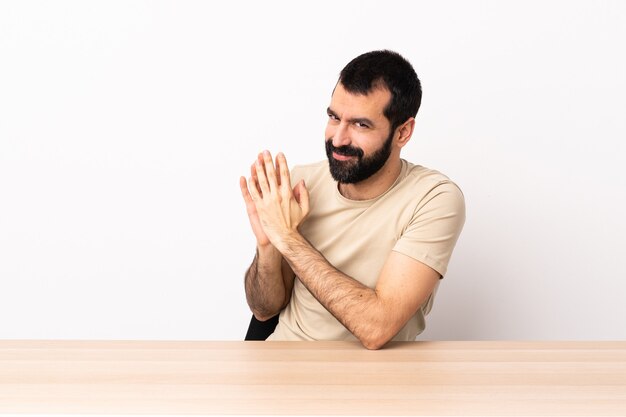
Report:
1,1,624,341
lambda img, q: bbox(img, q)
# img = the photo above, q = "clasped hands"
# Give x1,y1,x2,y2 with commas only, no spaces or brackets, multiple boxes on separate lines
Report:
240,150,309,251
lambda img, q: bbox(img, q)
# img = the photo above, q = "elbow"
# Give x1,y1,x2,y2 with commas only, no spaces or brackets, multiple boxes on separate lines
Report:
251,299,288,322
248,298,287,323
356,318,400,350
358,331,392,350
251,307,281,323
361,340,386,350
253,312,276,322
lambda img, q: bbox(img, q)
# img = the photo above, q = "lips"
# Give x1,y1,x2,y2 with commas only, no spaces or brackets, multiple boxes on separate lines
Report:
332,152,356,161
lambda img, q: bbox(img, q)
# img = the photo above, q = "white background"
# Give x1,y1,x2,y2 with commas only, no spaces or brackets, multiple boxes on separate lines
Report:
1,1,625,341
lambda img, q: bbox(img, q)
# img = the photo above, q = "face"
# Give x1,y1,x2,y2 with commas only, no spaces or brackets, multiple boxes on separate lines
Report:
325,83,395,184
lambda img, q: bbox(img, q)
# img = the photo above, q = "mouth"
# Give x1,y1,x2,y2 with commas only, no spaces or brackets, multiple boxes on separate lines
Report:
332,152,357,162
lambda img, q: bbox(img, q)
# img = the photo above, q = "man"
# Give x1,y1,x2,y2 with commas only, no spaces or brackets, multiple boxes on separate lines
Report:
239,50,465,350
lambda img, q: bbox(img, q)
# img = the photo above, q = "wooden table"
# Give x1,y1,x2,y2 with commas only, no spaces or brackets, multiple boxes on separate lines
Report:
1,340,625,415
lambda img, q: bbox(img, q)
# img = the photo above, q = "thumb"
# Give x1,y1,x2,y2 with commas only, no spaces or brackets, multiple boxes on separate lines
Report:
296,180,310,214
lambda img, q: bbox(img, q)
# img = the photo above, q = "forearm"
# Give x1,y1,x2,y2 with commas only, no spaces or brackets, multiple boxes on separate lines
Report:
244,244,287,320
277,233,390,349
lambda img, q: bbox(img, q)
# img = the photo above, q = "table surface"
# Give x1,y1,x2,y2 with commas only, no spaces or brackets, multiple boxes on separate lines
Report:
1,340,625,416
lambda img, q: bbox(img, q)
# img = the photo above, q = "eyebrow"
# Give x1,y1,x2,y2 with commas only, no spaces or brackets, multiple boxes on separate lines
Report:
327,107,375,127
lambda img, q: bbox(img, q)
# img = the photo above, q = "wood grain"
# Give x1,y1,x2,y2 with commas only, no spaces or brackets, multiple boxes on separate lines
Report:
1,340,625,415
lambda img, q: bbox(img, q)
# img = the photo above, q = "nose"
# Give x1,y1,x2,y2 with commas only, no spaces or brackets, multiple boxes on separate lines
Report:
331,122,351,148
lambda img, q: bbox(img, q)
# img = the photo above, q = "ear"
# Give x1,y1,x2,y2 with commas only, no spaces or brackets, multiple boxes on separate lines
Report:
395,118,415,149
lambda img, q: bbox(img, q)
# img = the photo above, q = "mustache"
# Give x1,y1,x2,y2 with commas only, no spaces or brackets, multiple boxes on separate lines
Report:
325,140,364,158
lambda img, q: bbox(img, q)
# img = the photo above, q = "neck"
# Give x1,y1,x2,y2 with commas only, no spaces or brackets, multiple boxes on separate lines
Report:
338,157,403,201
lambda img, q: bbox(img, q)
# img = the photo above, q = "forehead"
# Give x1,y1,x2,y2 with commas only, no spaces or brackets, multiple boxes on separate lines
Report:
330,83,391,121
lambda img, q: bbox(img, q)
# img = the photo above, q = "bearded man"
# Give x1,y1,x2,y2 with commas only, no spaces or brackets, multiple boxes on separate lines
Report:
240,50,465,350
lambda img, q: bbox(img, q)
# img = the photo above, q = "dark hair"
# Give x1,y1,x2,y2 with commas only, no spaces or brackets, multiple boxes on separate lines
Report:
338,50,422,132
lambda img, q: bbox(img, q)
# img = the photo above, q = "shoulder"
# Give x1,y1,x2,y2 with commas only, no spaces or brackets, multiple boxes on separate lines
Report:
399,160,463,198
403,161,461,190
398,160,465,218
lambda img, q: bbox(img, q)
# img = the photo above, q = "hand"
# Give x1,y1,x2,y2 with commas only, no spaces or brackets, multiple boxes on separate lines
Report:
243,150,309,250
240,153,273,247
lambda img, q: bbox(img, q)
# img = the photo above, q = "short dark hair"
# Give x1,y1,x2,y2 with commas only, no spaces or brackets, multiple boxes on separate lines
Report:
338,50,422,132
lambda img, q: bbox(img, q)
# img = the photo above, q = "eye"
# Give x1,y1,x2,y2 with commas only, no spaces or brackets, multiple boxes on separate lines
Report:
355,121,370,129
328,113,339,121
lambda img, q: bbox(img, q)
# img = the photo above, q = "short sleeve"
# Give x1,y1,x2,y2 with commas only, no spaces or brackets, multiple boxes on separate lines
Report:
392,181,466,277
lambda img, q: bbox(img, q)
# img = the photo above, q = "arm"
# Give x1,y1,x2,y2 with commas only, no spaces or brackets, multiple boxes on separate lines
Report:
240,153,295,321
276,231,439,350
243,245,295,321
247,151,439,349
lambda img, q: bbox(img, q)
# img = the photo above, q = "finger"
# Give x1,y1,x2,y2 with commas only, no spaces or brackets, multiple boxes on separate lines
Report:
262,150,279,193
252,153,266,184
296,180,310,215
255,156,271,196
274,154,282,187
250,163,262,195
277,152,292,194
256,152,265,172
248,176,262,201
239,176,254,205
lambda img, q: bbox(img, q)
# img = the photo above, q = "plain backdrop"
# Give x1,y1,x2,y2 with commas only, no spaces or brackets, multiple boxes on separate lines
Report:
1,0,625,341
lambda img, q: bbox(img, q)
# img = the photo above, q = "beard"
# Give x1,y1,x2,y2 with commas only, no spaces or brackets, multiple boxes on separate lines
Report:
325,130,394,184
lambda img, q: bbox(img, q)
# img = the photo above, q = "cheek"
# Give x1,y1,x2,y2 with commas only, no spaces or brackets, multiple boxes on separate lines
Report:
324,123,335,140
354,133,382,155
